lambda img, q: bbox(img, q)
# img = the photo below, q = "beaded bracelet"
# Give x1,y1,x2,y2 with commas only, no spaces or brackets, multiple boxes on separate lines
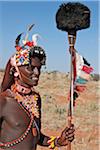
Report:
47,136,56,149
47,136,61,150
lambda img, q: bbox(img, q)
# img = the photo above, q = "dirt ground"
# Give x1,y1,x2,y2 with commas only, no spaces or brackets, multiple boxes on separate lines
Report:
0,71,100,150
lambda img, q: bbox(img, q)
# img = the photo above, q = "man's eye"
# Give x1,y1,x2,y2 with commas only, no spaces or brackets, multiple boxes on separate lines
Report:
25,65,41,72
31,66,35,71
25,66,29,70
25,66,32,71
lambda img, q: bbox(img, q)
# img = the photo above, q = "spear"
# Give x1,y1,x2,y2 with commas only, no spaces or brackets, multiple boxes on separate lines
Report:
55,2,90,150
67,33,76,150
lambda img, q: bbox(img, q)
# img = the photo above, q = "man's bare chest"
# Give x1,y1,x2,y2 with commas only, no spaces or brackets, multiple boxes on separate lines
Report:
3,98,30,130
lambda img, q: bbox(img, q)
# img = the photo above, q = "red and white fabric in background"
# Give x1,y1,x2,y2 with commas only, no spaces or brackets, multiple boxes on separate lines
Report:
82,65,93,74
70,51,93,105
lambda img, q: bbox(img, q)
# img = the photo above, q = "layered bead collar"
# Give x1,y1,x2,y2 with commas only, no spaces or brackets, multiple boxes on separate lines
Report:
11,81,39,118
11,81,32,95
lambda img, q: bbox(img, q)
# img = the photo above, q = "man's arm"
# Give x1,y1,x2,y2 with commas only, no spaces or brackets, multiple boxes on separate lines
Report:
0,93,6,149
38,124,75,148
36,95,50,146
37,94,75,148
38,133,50,146
0,94,6,126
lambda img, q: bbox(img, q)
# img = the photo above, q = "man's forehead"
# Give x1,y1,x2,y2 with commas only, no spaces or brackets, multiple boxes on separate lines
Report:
31,57,42,66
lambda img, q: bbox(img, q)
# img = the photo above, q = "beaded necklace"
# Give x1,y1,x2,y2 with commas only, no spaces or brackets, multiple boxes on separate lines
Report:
0,82,40,149
11,81,39,118
0,115,34,149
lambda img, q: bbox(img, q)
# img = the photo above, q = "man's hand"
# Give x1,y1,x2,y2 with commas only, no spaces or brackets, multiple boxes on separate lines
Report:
56,124,75,146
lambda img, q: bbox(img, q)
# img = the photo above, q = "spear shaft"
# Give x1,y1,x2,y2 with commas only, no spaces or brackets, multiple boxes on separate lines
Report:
67,34,76,150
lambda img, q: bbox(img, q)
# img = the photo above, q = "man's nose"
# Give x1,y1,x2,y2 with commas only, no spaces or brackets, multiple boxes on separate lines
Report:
33,67,40,76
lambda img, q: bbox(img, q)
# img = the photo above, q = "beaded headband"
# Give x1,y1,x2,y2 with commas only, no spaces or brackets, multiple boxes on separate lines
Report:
16,48,30,66
15,32,46,66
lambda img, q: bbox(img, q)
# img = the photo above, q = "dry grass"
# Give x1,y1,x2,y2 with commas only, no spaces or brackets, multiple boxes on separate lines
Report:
37,72,100,150
0,71,100,150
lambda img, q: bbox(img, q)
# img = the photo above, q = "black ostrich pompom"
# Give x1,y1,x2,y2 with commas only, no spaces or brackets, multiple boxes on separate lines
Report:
56,2,90,34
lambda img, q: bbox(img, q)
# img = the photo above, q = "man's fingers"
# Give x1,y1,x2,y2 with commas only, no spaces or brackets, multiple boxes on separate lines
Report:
63,124,74,134
66,132,74,139
63,127,69,133
65,128,75,136
68,128,75,134
67,133,74,138
68,135,74,142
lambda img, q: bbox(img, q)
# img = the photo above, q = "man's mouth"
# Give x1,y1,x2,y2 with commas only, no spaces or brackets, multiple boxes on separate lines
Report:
31,76,39,81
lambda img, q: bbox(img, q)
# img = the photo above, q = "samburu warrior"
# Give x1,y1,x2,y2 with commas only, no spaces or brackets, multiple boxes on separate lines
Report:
0,31,75,150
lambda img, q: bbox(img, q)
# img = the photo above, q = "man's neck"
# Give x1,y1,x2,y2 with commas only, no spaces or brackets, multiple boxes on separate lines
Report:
13,79,32,95
17,79,31,88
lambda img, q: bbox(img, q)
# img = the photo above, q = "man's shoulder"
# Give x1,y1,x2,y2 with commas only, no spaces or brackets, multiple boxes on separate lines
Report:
0,89,14,105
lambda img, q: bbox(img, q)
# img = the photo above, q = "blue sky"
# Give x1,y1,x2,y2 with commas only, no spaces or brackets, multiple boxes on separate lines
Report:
0,0,99,73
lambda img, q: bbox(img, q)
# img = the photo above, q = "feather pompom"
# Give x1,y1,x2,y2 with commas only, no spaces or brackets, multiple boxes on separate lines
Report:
56,2,90,35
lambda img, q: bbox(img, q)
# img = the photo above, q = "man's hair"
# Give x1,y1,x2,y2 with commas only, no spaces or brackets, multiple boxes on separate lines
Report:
29,46,46,65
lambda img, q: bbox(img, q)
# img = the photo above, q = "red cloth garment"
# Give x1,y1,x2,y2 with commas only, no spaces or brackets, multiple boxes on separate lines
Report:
73,53,77,82
75,85,86,92
82,65,93,74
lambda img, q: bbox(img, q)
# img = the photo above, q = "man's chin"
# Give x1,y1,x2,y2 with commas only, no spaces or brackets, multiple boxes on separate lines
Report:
32,82,38,86
27,80,38,87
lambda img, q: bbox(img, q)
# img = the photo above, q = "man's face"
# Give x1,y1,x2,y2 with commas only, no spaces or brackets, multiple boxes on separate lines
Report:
18,57,42,87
